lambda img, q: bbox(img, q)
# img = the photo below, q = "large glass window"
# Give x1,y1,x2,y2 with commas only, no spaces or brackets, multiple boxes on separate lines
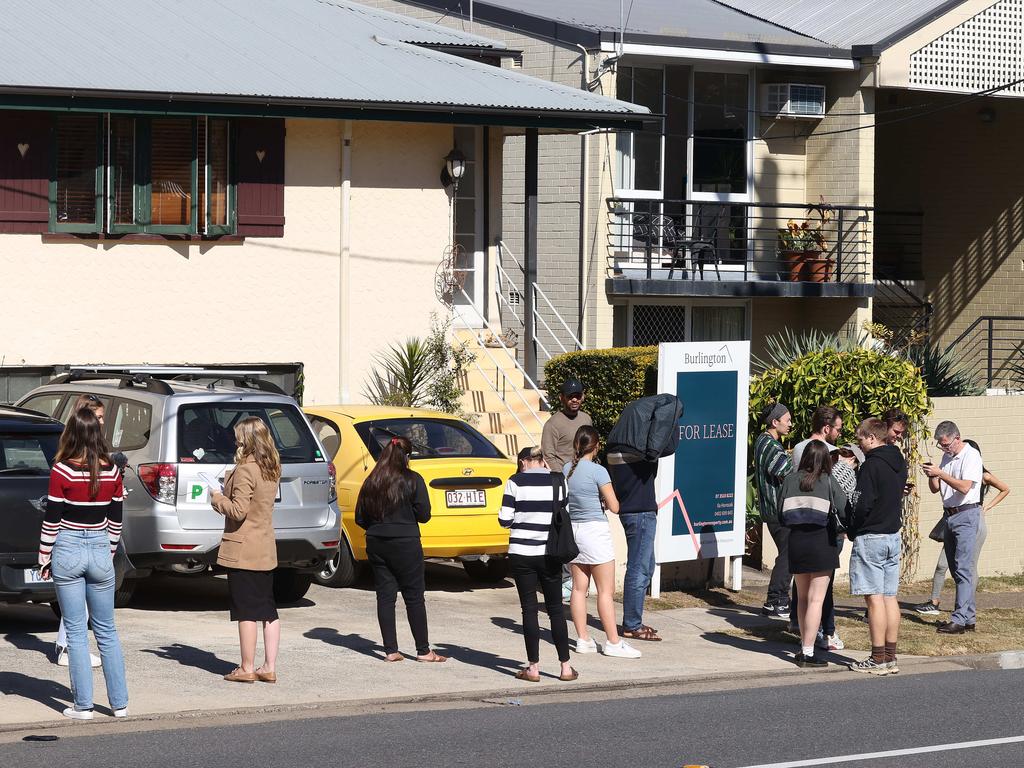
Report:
177,404,319,464
52,114,233,235
615,66,664,193
0,433,58,475
692,72,749,194
452,126,479,307
354,418,503,461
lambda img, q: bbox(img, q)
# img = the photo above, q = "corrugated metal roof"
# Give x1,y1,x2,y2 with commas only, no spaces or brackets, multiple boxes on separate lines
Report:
714,0,967,48
0,0,646,116
450,0,835,48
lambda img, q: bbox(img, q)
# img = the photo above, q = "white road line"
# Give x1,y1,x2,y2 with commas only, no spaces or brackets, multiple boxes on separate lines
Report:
733,735,1024,768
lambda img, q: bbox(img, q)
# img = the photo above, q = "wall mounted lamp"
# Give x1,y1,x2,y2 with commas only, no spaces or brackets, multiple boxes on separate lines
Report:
440,146,467,191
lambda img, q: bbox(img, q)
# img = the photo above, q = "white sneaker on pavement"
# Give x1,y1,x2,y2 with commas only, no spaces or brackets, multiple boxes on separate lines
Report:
574,637,598,653
55,646,101,668
827,633,845,651
602,640,642,658
113,708,129,718
62,707,94,720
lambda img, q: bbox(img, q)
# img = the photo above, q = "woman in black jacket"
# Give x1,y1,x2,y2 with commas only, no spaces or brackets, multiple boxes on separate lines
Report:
355,436,446,663
778,440,847,668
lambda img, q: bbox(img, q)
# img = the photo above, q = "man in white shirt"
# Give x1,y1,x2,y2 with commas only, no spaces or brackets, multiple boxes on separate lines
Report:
791,405,843,470
922,420,984,634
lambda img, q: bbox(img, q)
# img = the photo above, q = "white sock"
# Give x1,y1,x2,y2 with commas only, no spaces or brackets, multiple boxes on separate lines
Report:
802,645,814,657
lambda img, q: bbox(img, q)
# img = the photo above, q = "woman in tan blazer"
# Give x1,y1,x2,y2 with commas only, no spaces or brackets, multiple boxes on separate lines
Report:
207,417,281,684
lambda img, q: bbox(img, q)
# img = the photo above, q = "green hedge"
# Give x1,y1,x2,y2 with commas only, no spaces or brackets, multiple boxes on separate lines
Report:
544,346,658,436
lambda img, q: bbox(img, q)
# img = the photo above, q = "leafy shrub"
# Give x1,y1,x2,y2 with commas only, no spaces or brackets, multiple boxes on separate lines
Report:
544,346,657,436
749,347,931,447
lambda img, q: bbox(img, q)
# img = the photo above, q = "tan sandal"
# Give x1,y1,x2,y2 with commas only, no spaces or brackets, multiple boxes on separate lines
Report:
559,667,579,682
224,667,257,683
416,651,448,663
515,668,540,683
622,626,662,641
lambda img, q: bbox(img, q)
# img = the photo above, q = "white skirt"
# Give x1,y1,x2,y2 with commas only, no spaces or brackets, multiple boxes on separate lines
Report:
570,520,614,565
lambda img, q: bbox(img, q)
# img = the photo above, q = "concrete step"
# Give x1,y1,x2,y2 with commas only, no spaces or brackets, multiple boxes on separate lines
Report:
478,408,550,434
461,387,547,416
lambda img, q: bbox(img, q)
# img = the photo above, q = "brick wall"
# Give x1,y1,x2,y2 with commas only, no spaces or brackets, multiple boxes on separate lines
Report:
875,90,1024,381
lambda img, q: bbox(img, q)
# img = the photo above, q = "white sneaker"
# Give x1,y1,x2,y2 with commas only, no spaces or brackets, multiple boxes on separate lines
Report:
113,708,128,718
574,637,598,653
56,647,102,668
62,707,94,720
602,640,642,659
827,633,845,651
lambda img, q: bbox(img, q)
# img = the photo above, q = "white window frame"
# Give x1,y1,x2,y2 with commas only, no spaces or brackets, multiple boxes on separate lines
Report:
452,126,486,328
686,66,755,274
613,64,666,201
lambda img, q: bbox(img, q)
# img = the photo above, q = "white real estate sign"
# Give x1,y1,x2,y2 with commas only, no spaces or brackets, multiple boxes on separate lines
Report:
652,341,750,595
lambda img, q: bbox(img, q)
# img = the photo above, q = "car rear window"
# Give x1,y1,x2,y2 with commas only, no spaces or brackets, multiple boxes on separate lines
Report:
0,432,58,476
177,403,323,464
354,418,503,461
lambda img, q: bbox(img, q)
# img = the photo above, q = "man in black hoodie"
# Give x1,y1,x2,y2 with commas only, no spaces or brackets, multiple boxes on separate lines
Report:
848,418,908,676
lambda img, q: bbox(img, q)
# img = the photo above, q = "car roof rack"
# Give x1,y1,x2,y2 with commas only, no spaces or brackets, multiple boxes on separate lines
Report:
171,374,285,395
48,370,175,396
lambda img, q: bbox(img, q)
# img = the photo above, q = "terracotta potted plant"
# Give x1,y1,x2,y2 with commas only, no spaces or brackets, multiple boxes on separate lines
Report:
777,201,834,282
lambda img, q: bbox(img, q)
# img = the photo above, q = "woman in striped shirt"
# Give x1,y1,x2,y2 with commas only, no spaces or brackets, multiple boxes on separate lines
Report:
40,407,129,720
499,446,577,682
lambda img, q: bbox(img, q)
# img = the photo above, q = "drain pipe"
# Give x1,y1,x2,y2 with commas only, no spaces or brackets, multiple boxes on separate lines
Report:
339,120,353,402
576,43,590,347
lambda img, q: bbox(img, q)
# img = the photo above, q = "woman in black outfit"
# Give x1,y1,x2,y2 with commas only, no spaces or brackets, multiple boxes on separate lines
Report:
355,436,447,663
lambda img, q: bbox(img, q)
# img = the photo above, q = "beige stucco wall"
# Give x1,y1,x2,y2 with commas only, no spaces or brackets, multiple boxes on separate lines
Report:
0,118,457,406
763,395,1024,584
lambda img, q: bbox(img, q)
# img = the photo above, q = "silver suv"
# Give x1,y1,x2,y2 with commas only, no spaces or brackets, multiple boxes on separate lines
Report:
17,369,340,606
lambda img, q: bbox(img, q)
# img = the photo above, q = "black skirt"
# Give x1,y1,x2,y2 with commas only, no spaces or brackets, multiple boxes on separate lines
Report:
787,524,839,574
226,568,279,622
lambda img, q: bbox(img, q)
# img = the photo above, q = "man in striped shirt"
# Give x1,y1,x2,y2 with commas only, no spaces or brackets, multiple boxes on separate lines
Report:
754,403,794,618
499,447,575,681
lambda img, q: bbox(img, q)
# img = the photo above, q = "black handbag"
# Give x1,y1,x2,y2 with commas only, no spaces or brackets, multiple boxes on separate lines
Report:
928,516,948,542
545,473,579,563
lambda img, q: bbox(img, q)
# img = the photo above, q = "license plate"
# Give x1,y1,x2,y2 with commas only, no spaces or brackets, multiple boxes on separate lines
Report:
445,489,486,508
23,567,46,585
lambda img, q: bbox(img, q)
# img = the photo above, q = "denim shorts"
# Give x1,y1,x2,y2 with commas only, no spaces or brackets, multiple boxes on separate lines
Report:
849,532,901,596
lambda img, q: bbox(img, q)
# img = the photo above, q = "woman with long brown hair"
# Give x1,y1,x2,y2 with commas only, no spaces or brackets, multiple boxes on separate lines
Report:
563,425,640,659
207,416,282,683
40,407,129,719
355,436,445,662
778,440,847,668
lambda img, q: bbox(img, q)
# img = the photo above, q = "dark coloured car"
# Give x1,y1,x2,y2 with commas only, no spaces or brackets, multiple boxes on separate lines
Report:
0,406,62,605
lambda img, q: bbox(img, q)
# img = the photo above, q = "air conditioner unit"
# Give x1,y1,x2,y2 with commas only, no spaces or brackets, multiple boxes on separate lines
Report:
760,83,826,118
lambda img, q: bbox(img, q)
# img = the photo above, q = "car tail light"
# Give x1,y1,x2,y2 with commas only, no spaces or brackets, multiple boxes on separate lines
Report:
326,462,338,504
138,463,178,505
321,540,340,548
161,544,198,551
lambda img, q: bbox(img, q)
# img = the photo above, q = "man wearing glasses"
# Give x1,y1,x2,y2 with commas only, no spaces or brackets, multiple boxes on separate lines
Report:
922,421,984,634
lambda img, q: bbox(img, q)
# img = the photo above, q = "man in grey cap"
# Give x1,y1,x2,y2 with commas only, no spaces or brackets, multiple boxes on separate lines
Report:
541,378,593,473
542,378,593,600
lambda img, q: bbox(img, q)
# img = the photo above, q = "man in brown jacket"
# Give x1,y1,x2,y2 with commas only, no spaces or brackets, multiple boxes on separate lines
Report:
541,378,593,473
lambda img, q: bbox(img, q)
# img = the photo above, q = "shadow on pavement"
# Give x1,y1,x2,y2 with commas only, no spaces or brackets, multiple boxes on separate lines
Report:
4,631,54,660
347,561,514,595
0,603,59,633
140,643,236,675
432,642,524,678
127,573,315,612
303,627,385,660
0,671,72,713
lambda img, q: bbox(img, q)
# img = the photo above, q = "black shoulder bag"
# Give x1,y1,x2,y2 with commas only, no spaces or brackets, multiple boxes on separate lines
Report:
545,473,579,563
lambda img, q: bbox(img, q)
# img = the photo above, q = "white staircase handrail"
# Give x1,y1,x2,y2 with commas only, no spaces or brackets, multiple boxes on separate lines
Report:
496,239,585,355
456,286,550,419
461,348,543,445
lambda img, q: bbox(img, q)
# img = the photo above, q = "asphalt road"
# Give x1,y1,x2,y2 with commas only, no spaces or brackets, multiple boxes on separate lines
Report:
4,668,1022,767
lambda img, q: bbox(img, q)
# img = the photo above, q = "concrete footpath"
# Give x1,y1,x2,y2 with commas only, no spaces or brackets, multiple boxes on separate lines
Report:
0,563,970,729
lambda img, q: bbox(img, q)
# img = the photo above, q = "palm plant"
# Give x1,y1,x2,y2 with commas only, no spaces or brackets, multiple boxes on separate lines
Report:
362,338,433,407
751,327,866,374
906,343,983,397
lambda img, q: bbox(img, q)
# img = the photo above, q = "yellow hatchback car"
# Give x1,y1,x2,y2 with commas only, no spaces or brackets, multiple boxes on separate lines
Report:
303,405,517,586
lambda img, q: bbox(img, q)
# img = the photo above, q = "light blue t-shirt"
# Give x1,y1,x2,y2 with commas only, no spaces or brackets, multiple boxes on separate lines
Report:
563,459,612,522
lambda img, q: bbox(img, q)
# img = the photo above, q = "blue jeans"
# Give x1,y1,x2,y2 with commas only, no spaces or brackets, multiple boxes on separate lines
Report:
621,511,657,632
945,506,981,626
849,532,901,597
52,530,128,712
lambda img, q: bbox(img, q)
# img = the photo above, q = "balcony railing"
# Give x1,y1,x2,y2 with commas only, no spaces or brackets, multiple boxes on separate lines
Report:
607,198,872,286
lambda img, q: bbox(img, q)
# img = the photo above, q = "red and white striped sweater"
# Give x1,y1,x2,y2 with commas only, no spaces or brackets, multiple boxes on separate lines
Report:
39,460,124,566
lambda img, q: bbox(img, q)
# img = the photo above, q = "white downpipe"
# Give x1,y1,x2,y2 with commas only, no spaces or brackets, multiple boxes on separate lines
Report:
339,120,353,402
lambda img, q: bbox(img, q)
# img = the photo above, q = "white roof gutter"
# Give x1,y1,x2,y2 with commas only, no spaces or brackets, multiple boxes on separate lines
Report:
601,41,858,70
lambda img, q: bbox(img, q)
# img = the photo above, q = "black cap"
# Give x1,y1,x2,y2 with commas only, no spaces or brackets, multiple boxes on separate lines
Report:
560,378,584,396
